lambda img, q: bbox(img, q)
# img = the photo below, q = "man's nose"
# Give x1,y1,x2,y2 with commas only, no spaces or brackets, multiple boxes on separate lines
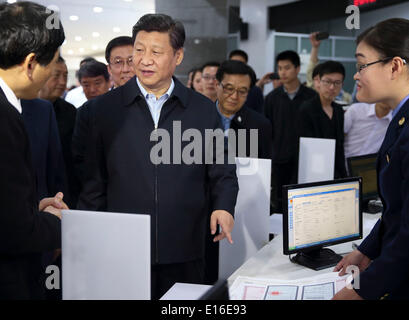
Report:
89,84,97,93
230,90,239,99
140,52,153,65
123,61,133,72
58,75,66,86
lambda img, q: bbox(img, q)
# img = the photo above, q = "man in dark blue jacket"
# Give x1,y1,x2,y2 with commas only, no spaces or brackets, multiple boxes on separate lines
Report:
204,59,273,284
78,13,239,300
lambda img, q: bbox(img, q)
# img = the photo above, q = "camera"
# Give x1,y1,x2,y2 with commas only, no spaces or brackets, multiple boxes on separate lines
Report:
315,31,329,41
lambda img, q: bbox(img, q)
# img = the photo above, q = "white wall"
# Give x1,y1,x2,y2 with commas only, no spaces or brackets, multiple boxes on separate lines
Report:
239,0,298,79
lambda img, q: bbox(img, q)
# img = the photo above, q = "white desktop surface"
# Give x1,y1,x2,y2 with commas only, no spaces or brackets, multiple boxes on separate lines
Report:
228,213,381,286
160,283,212,300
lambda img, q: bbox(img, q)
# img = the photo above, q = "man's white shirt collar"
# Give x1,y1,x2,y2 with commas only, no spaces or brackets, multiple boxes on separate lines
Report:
367,103,392,121
0,76,22,114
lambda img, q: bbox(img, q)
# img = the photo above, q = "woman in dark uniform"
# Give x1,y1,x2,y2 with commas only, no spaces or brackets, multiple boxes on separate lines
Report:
333,18,409,300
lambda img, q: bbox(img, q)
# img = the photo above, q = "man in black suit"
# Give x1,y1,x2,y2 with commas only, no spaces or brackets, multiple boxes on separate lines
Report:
72,61,111,192
0,1,67,299
264,50,317,212
105,36,135,89
21,98,67,301
78,13,239,299
205,59,273,284
296,61,348,179
39,56,80,208
215,60,273,160
229,50,265,115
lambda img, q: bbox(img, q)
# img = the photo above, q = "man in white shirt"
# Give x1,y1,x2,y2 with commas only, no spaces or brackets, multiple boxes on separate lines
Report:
64,86,86,108
344,102,392,159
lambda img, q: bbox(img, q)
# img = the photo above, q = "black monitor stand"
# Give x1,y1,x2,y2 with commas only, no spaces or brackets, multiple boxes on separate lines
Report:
290,248,342,271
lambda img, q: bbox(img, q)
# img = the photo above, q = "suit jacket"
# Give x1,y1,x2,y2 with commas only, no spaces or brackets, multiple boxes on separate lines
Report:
229,106,273,160
72,101,91,192
355,98,409,300
53,98,79,208
243,86,264,114
264,85,317,163
204,106,273,284
0,90,61,300
297,95,347,179
21,99,67,201
78,76,239,264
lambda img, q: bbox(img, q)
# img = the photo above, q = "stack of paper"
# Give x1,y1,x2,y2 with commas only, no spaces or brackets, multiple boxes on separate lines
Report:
229,272,353,300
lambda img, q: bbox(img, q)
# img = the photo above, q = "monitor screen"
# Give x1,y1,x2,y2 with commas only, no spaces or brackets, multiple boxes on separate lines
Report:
347,153,378,201
283,178,363,270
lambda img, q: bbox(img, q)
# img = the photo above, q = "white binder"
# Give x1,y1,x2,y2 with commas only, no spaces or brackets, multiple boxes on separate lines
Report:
218,157,271,279
62,209,151,300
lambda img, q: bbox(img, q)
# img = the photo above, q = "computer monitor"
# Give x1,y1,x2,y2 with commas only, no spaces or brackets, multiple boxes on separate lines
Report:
347,153,378,202
282,178,363,271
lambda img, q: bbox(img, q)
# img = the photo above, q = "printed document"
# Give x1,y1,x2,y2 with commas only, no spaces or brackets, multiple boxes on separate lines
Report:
229,272,352,300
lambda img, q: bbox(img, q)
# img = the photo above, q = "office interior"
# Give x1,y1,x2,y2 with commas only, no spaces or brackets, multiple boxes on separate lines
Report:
1,0,408,301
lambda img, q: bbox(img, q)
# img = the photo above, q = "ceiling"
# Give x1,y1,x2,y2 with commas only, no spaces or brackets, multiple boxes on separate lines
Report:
31,0,155,69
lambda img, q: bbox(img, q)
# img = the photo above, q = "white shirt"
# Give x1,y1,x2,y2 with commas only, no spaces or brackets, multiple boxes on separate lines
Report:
0,76,22,114
136,77,174,128
64,85,87,108
344,102,392,158
283,84,300,100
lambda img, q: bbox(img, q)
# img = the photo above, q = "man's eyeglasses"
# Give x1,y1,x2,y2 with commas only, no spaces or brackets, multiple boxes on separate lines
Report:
320,79,343,88
202,75,217,81
219,82,249,97
356,57,407,73
110,57,133,70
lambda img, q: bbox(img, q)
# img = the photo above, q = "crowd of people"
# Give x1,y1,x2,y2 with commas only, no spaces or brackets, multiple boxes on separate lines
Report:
1,1,409,301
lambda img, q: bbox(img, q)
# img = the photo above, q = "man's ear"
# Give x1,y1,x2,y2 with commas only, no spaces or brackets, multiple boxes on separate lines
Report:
391,56,407,80
175,48,184,66
107,63,113,77
22,53,37,81
295,65,301,74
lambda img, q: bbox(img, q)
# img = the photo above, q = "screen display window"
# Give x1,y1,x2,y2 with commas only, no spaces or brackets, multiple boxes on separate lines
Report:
287,181,360,251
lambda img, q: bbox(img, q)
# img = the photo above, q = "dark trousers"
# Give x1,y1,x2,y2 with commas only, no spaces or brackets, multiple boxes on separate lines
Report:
204,229,219,285
271,160,297,213
151,259,205,300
